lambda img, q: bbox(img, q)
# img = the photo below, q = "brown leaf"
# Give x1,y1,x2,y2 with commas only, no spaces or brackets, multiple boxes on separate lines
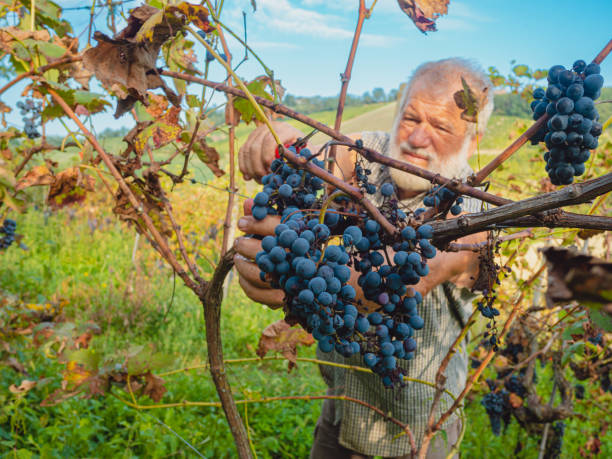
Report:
193,138,225,177
16,165,54,191
74,104,90,116
145,93,169,118
584,435,602,455
142,372,167,402
539,177,555,193
256,320,314,370
73,332,92,349
174,2,215,33
4,357,28,375
134,106,182,153
47,167,95,209
453,77,486,123
82,5,185,118
9,379,37,394
577,229,605,240
508,392,523,408
397,0,449,33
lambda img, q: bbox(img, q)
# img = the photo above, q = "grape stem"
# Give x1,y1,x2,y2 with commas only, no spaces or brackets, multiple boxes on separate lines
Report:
328,0,368,174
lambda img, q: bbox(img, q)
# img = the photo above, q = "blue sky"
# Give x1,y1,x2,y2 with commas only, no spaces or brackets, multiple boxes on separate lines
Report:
216,0,612,97
7,0,612,133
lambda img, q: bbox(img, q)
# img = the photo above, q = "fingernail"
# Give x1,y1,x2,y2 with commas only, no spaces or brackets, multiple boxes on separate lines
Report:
238,218,248,230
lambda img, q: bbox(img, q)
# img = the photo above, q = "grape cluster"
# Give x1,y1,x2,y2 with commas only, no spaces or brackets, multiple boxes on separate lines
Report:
481,390,509,436
548,422,566,459
530,60,604,185
423,185,463,216
251,146,437,388
0,218,17,250
17,99,42,139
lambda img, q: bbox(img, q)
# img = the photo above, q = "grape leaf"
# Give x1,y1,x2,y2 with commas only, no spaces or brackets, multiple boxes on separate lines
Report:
82,5,185,118
15,165,54,190
134,106,182,152
47,167,95,209
192,138,225,177
453,76,483,123
256,320,314,371
232,78,273,124
396,0,449,34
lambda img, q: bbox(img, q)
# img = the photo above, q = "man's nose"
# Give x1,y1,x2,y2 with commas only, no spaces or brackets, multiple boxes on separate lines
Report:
406,124,431,149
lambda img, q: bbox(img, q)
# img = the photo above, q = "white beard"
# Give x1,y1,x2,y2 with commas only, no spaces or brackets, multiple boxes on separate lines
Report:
388,133,473,193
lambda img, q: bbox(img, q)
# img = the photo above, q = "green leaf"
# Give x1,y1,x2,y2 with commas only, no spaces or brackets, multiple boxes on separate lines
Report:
232,79,272,124
186,95,200,108
65,349,101,372
512,64,530,78
562,319,586,340
562,342,585,366
22,39,67,59
588,308,612,332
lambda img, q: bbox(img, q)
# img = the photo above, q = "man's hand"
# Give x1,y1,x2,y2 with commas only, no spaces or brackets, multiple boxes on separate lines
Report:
234,199,285,308
238,121,305,182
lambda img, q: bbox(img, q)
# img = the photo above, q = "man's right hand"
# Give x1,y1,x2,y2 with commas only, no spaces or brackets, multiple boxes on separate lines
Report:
234,199,285,309
238,121,305,182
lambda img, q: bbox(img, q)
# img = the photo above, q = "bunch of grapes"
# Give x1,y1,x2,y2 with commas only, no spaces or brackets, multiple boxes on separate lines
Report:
17,99,42,139
251,145,438,388
0,218,17,250
530,60,604,185
481,390,510,435
548,422,566,459
423,185,463,216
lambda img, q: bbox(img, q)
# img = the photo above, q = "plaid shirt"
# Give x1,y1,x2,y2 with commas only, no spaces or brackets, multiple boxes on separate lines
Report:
316,131,482,456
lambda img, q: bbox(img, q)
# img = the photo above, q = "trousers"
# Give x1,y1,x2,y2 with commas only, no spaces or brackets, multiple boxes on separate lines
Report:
309,396,461,459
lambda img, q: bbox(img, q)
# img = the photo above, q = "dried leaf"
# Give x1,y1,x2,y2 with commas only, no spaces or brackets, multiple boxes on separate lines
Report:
47,167,95,209
145,93,169,118
453,77,484,123
174,2,215,33
256,320,314,370
9,379,37,394
142,372,167,402
508,392,523,409
134,106,182,153
15,165,54,190
4,357,28,375
397,0,449,33
82,5,185,117
577,229,604,240
193,138,224,177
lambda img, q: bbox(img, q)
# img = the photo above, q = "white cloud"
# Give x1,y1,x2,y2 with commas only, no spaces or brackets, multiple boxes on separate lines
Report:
251,0,392,45
248,40,299,50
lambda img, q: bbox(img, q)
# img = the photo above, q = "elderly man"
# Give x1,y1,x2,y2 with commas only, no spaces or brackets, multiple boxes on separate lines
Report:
235,58,493,458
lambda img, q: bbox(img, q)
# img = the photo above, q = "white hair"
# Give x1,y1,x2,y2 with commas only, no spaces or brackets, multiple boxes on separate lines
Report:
392,57,494,137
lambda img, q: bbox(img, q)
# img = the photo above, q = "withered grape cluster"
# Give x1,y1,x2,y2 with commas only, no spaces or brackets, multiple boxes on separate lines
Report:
530,60,604,185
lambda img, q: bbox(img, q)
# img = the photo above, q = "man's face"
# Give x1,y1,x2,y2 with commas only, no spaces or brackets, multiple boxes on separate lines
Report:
389,78,474,192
